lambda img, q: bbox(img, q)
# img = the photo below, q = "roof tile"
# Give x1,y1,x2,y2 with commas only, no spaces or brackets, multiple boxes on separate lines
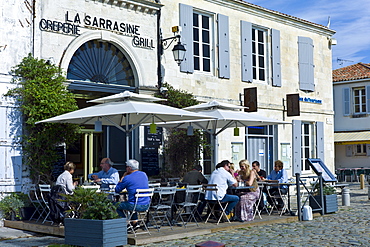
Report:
333,63,370,82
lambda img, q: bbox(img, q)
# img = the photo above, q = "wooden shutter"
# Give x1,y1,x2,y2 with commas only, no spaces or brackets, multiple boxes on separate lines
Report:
179,3,194,73
345,145,352,157
241,21,252,82
366,85,370,113
218,14,230,79
343,87,350,116
298,36,314,91
316,121,324,161
271,29,281,87
292,120,302,175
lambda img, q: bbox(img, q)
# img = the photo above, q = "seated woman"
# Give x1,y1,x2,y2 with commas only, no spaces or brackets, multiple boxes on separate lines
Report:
56,161,78,195
235,159,260,222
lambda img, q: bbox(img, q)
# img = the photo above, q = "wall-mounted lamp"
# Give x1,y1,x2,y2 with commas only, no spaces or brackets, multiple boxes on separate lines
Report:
161,27,186,65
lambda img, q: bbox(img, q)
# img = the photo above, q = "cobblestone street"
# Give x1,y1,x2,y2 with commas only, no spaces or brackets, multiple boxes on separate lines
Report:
133,183,370,247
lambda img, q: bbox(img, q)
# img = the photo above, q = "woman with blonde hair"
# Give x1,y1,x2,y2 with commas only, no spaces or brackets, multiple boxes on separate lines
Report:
235,159,260,221
55,161,78,195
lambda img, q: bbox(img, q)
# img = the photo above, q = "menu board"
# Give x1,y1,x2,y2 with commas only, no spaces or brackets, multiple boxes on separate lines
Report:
52,146,66,181
306,158,337,182
141,147,159,176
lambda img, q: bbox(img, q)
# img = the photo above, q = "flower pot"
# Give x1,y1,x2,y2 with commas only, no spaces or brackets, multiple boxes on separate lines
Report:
309,194,338,214
64,218,127,247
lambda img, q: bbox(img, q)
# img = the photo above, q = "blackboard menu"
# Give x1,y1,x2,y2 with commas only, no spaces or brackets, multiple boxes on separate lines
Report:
144,126,163,147
141,147,159,176
52,146,66,181
306,158,337,182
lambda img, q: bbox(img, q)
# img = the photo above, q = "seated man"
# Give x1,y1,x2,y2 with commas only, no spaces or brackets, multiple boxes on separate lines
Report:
182,165,208,185
115,159,150,227
88,158,119,189
252,160,267,180
262,160,288,209
205,160,239,219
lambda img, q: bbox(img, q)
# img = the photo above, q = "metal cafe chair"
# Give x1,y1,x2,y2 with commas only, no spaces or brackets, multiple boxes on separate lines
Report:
265,182,288,216
38,184,53,224
203,184,230,225
27,184,44,221
149,186,177,231
125,188,154,237
174,185,202,227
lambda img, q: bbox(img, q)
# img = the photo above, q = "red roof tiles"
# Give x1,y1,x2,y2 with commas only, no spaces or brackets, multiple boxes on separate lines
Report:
333,63,370,82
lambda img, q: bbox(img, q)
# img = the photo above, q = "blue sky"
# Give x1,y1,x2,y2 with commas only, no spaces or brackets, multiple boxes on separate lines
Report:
247,0,370,69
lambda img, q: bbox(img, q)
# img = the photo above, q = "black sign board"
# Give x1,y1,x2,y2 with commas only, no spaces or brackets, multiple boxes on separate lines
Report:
52,146,66,181
306,158,337,182
141,147,159,176
144,126,163,147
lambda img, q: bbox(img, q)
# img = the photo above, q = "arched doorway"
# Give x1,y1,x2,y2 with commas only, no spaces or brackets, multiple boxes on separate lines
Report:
65,40,137,181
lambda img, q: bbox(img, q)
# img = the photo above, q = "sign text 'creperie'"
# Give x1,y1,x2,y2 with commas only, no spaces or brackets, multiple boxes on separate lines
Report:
39,11,155,49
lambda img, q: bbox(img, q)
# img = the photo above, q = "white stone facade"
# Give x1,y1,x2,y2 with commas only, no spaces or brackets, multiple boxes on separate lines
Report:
160,0,336,176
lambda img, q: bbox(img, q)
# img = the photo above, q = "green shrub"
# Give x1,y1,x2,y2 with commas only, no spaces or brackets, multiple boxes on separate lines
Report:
0,193,25,220
62,187,119,220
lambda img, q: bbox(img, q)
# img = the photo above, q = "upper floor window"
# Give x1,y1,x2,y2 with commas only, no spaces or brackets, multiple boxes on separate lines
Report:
353,87,366,114
343,86,370,117
241,21,281,86
193,12,211,72
252,28,267,82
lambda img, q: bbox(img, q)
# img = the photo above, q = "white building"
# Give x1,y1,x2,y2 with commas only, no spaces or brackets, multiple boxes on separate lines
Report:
1,0,336,192
160,0,336,176
333,63,370,170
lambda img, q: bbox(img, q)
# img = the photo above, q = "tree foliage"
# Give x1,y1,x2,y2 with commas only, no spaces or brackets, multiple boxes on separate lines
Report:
155,83,210,177
6,54,80,184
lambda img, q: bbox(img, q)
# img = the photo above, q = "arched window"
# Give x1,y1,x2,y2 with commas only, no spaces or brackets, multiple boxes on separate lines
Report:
67,40,135,87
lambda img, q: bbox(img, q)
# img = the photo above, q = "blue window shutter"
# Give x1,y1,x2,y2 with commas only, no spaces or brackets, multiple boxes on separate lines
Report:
316,121,324,161
343,87,350,116
241,21,252,82
298,36,314,91
366,85,370,113
292,120,302,175
346,145,352,157
218,14,230,79
271,29,281,87
179,3,194,73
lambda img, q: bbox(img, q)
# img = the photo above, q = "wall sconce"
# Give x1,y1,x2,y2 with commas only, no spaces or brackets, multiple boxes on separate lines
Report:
234,123,239,136
161,27,186,65
94,120,102,132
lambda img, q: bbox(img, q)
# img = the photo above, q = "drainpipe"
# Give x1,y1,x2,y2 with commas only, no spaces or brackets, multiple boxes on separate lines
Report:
156,1,163,90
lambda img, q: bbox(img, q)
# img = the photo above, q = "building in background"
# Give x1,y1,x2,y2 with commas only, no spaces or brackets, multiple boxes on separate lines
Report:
333,63,370,170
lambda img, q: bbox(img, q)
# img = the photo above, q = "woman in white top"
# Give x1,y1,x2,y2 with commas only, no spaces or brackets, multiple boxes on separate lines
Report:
56,161,78,195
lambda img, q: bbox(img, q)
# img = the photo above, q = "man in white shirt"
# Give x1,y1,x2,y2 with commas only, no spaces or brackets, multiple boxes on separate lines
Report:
205,160,239,218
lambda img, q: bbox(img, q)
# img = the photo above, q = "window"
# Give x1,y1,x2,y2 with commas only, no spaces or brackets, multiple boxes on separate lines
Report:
193,12,211,72
355,144,367,156
252,28,267,82
343,86,370,116
301,123,315,171
353,87,366,114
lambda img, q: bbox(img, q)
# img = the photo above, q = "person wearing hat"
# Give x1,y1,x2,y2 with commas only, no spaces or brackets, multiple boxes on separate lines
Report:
115,159,150,223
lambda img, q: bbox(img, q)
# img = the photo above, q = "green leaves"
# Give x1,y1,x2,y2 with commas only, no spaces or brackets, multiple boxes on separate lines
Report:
0,193,25,220
62,187,119,220
5,54,80,184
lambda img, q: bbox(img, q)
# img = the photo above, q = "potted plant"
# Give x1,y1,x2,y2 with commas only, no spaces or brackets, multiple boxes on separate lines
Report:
62,187,127,247
0,193,25,220
309,183,338,214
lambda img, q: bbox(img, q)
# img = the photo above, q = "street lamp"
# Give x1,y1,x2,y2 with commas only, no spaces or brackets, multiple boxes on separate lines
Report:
161,34,186,66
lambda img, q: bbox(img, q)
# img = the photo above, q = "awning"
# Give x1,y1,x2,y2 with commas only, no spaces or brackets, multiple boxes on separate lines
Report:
334,131,370,145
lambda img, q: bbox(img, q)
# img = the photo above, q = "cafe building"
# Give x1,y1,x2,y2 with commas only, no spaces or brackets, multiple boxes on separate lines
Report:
1,0,336,192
